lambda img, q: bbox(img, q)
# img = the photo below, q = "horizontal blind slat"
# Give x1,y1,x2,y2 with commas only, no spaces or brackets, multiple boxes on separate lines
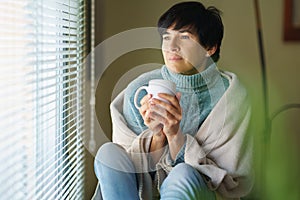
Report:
32,147,84,198
23,128,84,183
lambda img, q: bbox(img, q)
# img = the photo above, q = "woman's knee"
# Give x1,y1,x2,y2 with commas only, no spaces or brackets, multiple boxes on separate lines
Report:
94,142,135,175
160,163,215,200
95,142,124,160
95,142,117,167
168,163,200,180
161,163,207,191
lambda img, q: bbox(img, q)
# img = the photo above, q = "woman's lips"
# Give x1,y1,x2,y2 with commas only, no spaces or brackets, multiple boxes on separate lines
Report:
169,55,183,61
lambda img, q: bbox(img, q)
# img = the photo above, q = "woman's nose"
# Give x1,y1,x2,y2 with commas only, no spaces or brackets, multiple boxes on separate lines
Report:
169,38,180,52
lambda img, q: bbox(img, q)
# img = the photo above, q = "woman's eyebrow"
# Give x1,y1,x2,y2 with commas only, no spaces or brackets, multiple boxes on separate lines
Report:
162,29,191,35
161,28,193,36
178,29,193,34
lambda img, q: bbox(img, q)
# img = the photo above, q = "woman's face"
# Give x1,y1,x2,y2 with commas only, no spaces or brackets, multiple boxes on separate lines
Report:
161,26,208,75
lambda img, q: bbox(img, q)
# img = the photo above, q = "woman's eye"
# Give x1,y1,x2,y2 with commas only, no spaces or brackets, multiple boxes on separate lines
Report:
181,35,190,39
162,35,170,40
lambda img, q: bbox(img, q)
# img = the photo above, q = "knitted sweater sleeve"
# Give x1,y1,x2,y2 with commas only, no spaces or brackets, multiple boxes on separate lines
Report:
123,85,147,135
122,69,163,135
184,72,254,199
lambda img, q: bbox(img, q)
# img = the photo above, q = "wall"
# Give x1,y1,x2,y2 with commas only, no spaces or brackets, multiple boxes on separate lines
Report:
86,0,300,199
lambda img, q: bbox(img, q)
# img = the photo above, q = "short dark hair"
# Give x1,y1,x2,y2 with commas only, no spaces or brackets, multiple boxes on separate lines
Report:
157,1,224,62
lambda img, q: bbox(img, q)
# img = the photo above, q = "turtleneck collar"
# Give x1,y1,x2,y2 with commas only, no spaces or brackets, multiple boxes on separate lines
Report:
161,64,221,92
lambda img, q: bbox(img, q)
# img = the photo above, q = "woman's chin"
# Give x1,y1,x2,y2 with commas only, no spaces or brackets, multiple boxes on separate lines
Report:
166,63,195,75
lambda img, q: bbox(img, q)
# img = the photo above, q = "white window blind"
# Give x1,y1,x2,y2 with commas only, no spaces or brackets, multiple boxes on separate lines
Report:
0,0,87,199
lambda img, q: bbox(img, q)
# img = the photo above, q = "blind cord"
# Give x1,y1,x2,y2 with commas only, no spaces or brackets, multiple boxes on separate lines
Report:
89,0,96,152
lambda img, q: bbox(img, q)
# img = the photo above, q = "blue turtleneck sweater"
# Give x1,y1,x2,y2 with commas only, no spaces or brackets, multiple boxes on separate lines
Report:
123,64,229,164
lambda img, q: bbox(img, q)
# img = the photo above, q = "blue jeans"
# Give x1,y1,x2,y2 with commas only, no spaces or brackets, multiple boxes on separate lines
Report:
94,142,215,200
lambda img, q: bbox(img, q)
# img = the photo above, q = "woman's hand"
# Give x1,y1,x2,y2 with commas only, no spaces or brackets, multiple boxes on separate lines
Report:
148,92,186,160
140,92,185,161
138,94,163,134
148,92,182,138
139,94,167,164
148,92,185,160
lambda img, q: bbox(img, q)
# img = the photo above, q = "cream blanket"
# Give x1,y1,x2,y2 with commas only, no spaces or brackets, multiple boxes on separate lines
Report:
110,71,253,200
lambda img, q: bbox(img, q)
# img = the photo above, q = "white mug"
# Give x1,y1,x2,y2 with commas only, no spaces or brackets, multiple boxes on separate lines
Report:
134,79,176,109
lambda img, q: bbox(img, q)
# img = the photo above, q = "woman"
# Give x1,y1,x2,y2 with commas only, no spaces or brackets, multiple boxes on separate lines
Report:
94,1,253,199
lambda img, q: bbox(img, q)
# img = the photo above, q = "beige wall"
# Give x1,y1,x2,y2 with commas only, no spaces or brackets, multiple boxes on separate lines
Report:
86,0,300,199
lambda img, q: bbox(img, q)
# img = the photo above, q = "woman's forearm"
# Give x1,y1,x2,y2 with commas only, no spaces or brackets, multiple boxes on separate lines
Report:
149,131,166,164
166,131,186,161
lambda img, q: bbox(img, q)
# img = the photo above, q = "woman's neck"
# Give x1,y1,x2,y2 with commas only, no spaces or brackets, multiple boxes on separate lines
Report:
179,67,199,75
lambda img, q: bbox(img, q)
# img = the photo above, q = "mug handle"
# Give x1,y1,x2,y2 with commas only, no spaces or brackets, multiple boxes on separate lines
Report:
134,86,148,109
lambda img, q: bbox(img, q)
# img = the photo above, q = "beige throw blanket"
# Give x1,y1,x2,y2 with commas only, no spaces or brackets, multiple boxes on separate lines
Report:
110,71,253,200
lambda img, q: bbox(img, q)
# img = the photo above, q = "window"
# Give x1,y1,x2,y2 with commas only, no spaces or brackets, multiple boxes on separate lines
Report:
0,0,87,199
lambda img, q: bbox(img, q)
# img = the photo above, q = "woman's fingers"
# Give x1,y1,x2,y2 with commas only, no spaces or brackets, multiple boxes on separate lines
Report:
140,94,152,105
150,93,182,121
149,104,180,126
137,92,182,134
139,94,152,117
137,94,163,132
158,92,181,107
144,110,163,133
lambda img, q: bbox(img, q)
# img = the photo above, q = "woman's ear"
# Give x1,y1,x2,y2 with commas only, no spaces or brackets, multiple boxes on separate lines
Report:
206,45,217,57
